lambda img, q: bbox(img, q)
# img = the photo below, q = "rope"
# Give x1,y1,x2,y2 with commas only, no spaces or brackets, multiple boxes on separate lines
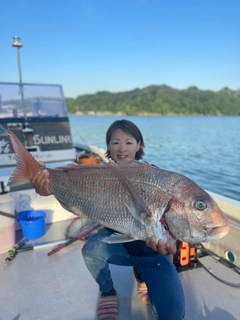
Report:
197,246,240,288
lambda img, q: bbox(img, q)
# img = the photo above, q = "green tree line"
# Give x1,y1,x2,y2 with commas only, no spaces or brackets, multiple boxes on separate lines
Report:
66,85,240,115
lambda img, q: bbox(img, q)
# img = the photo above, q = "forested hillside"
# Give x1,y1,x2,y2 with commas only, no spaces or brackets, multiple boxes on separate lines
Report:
66,85,240,115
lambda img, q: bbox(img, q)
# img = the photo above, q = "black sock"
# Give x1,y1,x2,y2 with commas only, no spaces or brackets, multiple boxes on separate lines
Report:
101,288,116,296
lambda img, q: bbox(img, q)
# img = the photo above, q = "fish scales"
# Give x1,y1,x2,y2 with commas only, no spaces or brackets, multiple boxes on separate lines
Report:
47,164,186,241
49,165,164,238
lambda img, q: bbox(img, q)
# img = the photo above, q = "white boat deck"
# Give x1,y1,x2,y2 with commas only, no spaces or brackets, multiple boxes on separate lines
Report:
0,221,240,320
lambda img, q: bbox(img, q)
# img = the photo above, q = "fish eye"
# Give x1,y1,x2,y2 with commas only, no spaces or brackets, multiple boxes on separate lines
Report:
195,199,207,211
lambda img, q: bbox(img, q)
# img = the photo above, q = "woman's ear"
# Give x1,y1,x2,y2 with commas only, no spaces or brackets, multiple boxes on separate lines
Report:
136,141,141,151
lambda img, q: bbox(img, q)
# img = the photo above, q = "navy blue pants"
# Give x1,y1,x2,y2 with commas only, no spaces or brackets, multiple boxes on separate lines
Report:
82,231,185,320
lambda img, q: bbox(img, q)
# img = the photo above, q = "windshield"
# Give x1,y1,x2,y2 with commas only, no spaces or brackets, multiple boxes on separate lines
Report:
0,82,68,118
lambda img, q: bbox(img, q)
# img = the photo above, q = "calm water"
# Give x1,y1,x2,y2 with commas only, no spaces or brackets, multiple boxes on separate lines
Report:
69,115,240,202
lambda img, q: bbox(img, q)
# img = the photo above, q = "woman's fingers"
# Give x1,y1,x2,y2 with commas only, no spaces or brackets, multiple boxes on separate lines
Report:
146,237,177,255
31,169,52,196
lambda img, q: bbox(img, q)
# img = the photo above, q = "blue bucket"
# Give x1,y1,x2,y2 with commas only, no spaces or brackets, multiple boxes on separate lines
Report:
18,210,46,240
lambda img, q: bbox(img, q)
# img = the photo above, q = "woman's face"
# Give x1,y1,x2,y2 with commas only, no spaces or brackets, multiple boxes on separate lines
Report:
108,129,140,162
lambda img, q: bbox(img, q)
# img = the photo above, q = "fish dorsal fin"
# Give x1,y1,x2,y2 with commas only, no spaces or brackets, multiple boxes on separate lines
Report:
110,161,152,224
53,162,111,171
53,160,151,172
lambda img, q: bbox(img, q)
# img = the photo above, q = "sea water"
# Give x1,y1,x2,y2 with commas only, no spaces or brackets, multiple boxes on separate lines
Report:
70,115,240,202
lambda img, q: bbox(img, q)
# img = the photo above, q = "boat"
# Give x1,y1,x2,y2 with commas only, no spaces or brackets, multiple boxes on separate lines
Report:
0,82,240,320
0,82,107,226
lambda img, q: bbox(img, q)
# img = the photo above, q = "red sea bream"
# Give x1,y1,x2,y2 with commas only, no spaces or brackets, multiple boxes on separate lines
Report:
6,129,230,244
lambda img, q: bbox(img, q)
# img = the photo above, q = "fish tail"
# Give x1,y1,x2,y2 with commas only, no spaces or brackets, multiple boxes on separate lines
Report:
7,130,42,186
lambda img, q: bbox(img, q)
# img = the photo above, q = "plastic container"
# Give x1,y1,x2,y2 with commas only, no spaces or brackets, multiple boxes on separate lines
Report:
0,192,16,253
18,210,46,240
77,153,100,165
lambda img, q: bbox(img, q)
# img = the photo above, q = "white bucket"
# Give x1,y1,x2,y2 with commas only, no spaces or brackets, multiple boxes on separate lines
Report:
0,192,16,253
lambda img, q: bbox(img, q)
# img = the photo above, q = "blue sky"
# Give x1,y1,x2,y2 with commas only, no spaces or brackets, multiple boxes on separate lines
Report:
1,0,239,98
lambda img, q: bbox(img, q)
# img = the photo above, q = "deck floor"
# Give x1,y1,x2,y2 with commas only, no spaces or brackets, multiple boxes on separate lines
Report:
0,221,240,320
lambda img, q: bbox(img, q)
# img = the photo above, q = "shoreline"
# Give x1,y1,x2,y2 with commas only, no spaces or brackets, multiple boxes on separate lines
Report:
70,111,233,117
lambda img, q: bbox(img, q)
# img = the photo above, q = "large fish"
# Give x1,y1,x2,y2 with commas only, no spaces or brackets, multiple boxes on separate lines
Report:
6,129,229,244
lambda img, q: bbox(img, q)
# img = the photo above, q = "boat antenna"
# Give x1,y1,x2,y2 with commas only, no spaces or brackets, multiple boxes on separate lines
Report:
12,37,25,117
12,36,33,147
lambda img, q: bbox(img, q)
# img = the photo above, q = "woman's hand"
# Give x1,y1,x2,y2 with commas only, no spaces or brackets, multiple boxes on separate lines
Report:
30,161,52,196
146,237,177,255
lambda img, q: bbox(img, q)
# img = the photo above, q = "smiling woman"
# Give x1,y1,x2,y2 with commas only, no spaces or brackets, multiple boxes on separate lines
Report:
28,119,185,320
107,129,141,161
105,120,145,161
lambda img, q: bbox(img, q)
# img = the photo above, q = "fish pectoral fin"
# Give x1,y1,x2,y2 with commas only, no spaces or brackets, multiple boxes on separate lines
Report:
110,161,151,218
125,203,147,226
101,233,135,244
148,202,171,219
141,202,171,227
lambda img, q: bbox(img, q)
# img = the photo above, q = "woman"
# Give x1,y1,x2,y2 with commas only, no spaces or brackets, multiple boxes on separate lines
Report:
31,120,185,320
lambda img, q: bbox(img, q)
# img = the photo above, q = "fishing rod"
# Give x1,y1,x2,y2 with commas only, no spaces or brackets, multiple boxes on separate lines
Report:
47,224,102,256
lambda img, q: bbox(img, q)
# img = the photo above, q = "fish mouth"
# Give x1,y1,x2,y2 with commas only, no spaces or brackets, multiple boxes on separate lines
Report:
173,224,230,244
207,223,230,239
